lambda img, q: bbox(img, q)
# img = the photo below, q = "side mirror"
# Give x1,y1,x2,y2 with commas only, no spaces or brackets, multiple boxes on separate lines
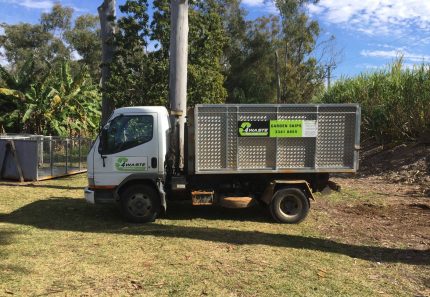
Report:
98,126,108,155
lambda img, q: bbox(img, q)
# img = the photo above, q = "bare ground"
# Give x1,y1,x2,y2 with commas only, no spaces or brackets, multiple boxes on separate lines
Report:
358,141,430,196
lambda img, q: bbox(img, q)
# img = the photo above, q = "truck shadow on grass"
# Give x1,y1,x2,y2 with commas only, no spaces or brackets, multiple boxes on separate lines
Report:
0,197,428,266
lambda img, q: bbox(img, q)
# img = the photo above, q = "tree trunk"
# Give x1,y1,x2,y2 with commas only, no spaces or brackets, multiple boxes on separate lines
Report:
98,0,116,126
168,0,189,172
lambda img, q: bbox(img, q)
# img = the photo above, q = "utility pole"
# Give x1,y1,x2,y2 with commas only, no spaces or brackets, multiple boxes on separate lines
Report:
169,0,189,172
98,0,116,126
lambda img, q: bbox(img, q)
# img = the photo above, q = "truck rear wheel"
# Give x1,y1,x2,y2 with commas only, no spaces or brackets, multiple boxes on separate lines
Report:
270,188,309,224
120,185,160,223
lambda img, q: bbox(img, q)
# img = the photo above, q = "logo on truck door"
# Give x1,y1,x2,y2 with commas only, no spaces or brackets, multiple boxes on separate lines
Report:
238,121,269,137
114,157,148,172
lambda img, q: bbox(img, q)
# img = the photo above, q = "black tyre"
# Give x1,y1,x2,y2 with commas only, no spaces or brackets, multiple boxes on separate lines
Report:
120,185,160,223
269,188,310,224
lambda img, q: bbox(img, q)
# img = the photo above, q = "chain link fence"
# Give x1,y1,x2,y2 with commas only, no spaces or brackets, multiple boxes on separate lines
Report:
0,134,93,181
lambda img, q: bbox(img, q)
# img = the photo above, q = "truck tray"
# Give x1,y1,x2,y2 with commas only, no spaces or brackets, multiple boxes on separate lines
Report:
192,104,360,174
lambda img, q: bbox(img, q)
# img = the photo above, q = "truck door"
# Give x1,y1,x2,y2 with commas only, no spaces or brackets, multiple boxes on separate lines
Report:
93,112,159,186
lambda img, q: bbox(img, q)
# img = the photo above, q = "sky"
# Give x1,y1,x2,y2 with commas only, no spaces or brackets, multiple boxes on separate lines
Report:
1,0,430,79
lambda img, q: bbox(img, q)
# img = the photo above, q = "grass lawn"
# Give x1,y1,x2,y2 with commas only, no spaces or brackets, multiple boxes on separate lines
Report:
0,174,428,296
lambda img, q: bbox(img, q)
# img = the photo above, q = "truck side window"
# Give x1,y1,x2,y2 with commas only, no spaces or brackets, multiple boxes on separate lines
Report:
103,115,153,154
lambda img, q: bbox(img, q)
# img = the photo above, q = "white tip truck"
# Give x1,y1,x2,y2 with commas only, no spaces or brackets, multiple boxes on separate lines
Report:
84,103,360,223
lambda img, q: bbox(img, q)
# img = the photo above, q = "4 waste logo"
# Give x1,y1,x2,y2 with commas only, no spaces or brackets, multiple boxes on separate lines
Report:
114,157,147,171
238,121,269,137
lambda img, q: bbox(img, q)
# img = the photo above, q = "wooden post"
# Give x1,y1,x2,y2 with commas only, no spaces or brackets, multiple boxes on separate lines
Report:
98,0,116,126
275,50,281,103
65,139,69,174
78,137,82,171
0,140,25,182
169,0,189,171
50,138,53,177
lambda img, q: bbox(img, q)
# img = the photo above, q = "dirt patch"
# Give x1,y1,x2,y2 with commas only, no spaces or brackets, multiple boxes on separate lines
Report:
315,177,430,252
358,142,430,197
314,176,430,296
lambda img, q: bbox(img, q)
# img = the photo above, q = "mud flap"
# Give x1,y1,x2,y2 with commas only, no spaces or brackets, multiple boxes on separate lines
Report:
157,179,167,213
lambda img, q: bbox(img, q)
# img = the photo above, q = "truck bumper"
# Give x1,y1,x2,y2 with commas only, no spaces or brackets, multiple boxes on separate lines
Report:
84,187,95,204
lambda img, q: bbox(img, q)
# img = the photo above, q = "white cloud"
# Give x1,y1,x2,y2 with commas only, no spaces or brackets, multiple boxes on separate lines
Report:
20,0,53,9
356,62,419,71
309,0,430,36
360,49,430,63
356,63,381,70
242,0,277,14
0,0,53,10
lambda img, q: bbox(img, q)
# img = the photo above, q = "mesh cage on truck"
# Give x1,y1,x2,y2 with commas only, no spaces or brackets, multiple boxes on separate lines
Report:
192,104,361,174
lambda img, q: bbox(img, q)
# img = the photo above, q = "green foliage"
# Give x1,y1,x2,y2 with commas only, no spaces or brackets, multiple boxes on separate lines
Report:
221,0,324,104
0,58,100,136
108,0,227,109
41,3,73,33
318,58,430,143
0,23,61,72
187,1,227,104
106,0,167,107
0,3,102,136
64,14,102,81
0,58,38,131
0,4,101,80
226,16,279,103
275,0,325,103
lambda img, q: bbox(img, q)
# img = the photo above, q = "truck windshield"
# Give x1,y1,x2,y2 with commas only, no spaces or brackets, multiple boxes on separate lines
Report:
103,115,153,154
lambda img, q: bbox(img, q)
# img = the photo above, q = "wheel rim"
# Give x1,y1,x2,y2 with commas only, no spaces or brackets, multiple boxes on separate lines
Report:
127,193,152,217
279,194,302,217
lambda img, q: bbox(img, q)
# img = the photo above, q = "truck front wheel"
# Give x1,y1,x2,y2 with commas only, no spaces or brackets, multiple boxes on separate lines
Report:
270,188,309,224
120,185,160,223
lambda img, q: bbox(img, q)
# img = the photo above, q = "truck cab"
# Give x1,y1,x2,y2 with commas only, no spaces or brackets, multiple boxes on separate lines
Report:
85,106,170,220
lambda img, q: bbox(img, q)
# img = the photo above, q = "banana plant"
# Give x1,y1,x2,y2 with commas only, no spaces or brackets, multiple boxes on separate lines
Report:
0,58,101,136
0,58,37,132
45,60,101,136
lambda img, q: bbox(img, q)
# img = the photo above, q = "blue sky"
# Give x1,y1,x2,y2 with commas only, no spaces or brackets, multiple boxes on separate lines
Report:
1,0,430,79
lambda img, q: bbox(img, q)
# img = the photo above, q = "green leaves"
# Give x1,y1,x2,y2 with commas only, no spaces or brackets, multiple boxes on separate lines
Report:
320,59,430,143
0,64,18,90
0,57,100,136
275,0,324,103
0,88,26,101
108,0,227,109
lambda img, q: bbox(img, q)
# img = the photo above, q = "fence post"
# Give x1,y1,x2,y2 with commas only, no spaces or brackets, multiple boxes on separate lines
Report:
50,138,53,177
65,139,69,174
78,137,82,171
